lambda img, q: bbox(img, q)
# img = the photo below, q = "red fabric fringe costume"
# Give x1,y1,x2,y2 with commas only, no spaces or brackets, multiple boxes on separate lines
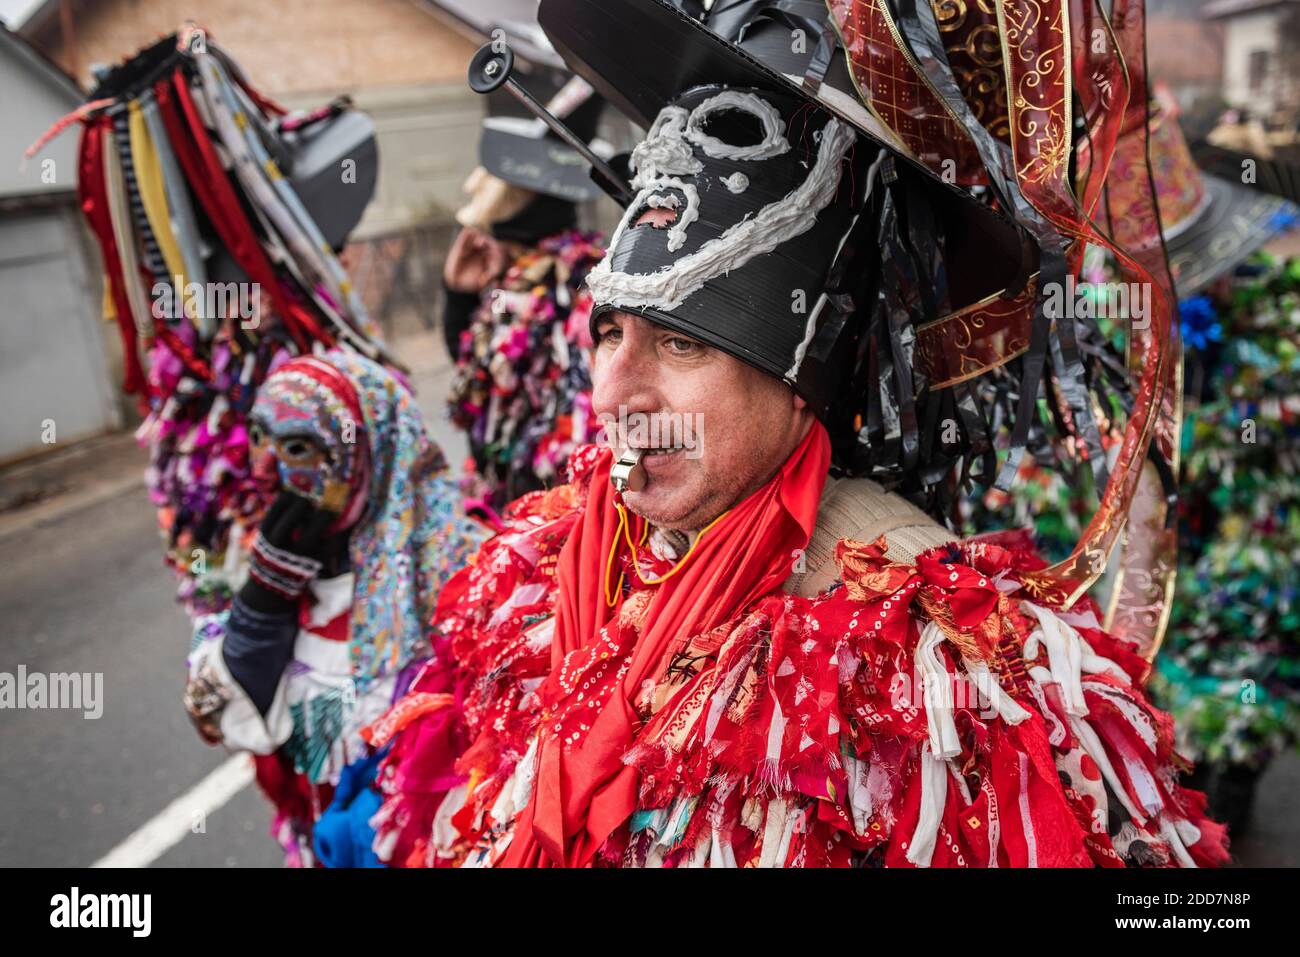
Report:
366,432,1228,868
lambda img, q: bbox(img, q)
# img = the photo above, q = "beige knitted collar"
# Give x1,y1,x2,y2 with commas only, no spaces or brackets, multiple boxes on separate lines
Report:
782,476,954,599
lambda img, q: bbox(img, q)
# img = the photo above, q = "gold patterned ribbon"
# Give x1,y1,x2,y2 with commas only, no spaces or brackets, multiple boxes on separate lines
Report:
828,0,1182,662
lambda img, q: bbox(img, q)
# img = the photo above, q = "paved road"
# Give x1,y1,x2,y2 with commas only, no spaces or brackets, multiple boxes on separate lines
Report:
0,343,1296,866
0,345,466,867
0,480,285,867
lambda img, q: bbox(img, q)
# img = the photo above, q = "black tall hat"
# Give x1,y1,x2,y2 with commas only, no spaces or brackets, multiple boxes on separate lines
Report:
1108,103,1298,298
423,0,610,203
538,0,1027,424
541,0,930,178
480,72,609,203
87,32,378,250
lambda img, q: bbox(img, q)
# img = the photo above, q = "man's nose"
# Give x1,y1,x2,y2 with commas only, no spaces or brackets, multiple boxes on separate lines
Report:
592,328,661,426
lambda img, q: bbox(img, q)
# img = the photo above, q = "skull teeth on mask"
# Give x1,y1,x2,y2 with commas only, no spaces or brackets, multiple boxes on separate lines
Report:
586,87,856,312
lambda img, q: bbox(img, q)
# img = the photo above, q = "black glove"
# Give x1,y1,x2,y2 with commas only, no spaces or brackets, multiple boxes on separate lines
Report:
441,278,482,361
239,492,347,614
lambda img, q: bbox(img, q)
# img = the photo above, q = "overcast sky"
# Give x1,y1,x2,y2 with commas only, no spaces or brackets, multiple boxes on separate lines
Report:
0,0,43,28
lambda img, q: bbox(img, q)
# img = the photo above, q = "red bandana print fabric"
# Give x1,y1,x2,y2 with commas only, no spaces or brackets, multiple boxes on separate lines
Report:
368,447,1228,869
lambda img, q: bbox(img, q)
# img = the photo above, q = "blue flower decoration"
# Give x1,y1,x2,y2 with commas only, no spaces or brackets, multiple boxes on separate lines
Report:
1180,295,1222,352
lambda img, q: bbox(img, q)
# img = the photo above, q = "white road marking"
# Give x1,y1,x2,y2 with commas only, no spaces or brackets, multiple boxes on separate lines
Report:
92,755,255,868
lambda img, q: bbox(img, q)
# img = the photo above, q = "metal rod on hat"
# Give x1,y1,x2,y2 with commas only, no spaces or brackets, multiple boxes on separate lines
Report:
467,42,633,203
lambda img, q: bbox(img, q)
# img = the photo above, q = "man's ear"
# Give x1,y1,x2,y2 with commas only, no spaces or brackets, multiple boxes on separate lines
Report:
792,392,808,411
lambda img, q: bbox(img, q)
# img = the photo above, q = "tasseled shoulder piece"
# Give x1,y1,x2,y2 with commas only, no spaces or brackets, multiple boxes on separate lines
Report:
621,535,1230,868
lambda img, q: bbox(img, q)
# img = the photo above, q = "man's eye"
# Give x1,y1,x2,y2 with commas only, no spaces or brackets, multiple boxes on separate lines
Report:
597,327,622,346
666,336,699,355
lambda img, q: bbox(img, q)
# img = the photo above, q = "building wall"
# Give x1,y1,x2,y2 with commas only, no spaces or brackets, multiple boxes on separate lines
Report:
1220,11,1283,111
0,200,122,463
1147,16,1224,111
0,35,80,199
29,0,478,95
26,0,488,228
1,31,123,462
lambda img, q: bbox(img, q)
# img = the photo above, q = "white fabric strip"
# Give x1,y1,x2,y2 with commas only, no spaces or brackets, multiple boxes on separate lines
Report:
905,741,948,867
1022,601,1089,717
915,621,963,759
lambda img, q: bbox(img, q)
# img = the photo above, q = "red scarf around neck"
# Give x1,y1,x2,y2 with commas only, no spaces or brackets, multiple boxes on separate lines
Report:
501,422,831,866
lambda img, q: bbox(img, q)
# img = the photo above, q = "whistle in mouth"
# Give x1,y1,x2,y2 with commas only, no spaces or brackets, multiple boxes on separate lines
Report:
610,448,647,494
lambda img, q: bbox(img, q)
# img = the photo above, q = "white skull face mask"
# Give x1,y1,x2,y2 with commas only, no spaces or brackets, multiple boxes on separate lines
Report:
585,84,867,418
586,86,857,314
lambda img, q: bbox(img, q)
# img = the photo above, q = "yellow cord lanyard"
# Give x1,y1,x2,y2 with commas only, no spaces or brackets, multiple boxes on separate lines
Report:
603,501,730,607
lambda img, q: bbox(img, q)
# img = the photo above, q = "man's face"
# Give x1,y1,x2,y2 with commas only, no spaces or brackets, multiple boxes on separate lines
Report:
591,311,813,530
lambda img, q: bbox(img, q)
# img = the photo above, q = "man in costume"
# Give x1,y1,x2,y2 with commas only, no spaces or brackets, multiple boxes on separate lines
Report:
184,351,485,865
441,47,610,514
60,27,390,617
53,28,487,865
364,0,1228,867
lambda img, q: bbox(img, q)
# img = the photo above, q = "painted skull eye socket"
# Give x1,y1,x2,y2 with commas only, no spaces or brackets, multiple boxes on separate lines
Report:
694,108,766,148
248,422,268,450
683,92,790,161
